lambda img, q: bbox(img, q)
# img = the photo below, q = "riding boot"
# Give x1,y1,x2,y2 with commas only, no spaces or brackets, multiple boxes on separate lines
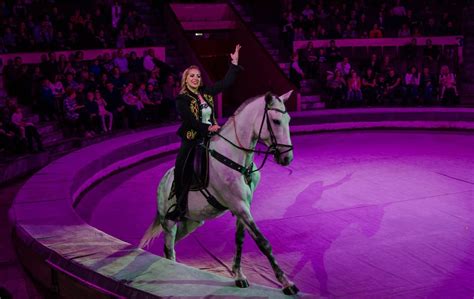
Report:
165,188,187,221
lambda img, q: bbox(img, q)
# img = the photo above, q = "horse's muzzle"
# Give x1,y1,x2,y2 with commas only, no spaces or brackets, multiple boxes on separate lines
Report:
275,151,293,166
281,156,292,166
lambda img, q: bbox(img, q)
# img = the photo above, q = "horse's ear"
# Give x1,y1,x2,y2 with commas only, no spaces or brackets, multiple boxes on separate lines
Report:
279,90,294,102
265,92,274,105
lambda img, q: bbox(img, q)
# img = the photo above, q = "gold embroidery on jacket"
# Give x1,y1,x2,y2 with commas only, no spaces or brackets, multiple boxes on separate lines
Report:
186,130,197,140
203,94,214,107
189,98,199,120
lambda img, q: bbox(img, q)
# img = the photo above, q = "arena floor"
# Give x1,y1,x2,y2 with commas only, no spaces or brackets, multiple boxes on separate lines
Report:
75,130,474,298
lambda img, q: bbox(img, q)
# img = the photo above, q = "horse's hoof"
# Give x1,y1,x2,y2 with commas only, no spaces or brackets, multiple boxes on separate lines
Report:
235,279,250,288
282,284,299,295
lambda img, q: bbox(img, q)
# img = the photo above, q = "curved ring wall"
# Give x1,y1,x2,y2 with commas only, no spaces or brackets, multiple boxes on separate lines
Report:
9,108,474,298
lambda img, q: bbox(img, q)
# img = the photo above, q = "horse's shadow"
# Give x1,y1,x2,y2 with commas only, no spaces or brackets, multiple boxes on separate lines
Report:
282,173,386,297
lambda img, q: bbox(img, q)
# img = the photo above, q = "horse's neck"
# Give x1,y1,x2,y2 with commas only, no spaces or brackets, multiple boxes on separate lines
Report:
212,100,260,168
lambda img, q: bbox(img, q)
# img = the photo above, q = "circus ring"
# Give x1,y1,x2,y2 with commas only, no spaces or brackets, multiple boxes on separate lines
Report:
8,108,474,298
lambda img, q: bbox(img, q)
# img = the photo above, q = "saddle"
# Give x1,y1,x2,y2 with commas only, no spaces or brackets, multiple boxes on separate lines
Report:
169,140,223,209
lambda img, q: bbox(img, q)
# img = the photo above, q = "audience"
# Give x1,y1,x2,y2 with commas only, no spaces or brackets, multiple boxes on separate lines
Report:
0,0,152,53
280,0,463,46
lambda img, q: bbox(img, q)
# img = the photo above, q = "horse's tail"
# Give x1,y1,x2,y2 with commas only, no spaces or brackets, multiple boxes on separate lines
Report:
139,168,173,249
139,212,162,249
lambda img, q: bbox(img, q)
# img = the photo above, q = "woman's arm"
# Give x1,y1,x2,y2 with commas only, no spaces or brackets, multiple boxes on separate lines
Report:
203,44,242,96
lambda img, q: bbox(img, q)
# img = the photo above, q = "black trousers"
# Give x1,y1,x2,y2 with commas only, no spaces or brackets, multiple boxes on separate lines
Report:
174,139,197,211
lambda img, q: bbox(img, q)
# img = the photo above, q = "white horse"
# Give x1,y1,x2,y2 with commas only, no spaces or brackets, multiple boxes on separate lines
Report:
140,90,298,295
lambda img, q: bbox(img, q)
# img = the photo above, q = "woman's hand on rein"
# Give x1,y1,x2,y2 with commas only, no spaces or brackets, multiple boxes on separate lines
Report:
208,124,221,132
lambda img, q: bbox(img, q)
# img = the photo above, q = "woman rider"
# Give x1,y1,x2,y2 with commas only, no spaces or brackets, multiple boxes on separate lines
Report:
165,44,242,221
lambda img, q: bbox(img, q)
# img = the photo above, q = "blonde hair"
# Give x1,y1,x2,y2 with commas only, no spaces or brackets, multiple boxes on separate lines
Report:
180,65,202,94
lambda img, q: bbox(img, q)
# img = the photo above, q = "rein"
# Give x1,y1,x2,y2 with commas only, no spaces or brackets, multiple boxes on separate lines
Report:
205,98,293,176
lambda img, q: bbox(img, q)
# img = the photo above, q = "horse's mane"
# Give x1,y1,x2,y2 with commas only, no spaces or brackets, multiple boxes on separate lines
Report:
232,94,264,116
220,94,264,130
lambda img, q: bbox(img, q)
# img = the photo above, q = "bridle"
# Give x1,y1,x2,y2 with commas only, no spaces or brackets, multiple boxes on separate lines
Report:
210,96,293,176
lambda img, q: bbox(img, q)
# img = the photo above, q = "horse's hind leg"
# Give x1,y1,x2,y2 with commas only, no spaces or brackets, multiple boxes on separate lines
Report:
232,219,249,288
235,206,299,295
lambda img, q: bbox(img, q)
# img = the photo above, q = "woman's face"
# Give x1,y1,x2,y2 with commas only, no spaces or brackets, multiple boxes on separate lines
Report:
186,68,201,90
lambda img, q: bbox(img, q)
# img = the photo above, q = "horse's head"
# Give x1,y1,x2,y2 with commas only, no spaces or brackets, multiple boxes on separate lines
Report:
257,90,294,166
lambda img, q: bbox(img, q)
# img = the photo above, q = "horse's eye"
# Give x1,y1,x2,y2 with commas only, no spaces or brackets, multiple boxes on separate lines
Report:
272,119,281,125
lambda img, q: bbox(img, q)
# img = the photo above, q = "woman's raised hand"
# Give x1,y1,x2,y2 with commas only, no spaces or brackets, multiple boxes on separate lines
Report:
230,44,242,65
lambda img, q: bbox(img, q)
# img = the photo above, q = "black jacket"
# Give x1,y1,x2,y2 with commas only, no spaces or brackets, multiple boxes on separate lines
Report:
176,63,241,141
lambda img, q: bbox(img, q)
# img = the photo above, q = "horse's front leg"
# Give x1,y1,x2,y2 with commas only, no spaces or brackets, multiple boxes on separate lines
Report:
232,218,249,288
234,204,299,295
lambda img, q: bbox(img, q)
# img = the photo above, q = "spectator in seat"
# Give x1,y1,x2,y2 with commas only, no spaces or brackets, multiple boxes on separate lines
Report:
89,59,102,78
403,38,418,66
380,55,394,76
300,42,318,79
404,66,421,105
63,88,94,138
357,14,371,36
11,106,44,152
103,83,125,128
293,27,305,41
384,68,404,105
317,47,327,64
424,17,439,36
114,49,129,74
423,39,439,66
331,23,344,39
122,83,143,128
137,82,159,121
376,74,386,103
109,67,127,90
439,65,458,105
369,24,383,38
441,21,457,36
101,53,115,73
95,90,113,132
289,52,305,89
342,24,357,39
39,79,56,121
336,57,351,77
143,48,157,73
326,69,346,107
347,70,363,106
420,66,436,105
128,51,144,81
326,40,342,63
84,91,100,132
111,1,122,30
362,67,378,106
0,116,19,154
364,53,381,74
398,23,411,37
